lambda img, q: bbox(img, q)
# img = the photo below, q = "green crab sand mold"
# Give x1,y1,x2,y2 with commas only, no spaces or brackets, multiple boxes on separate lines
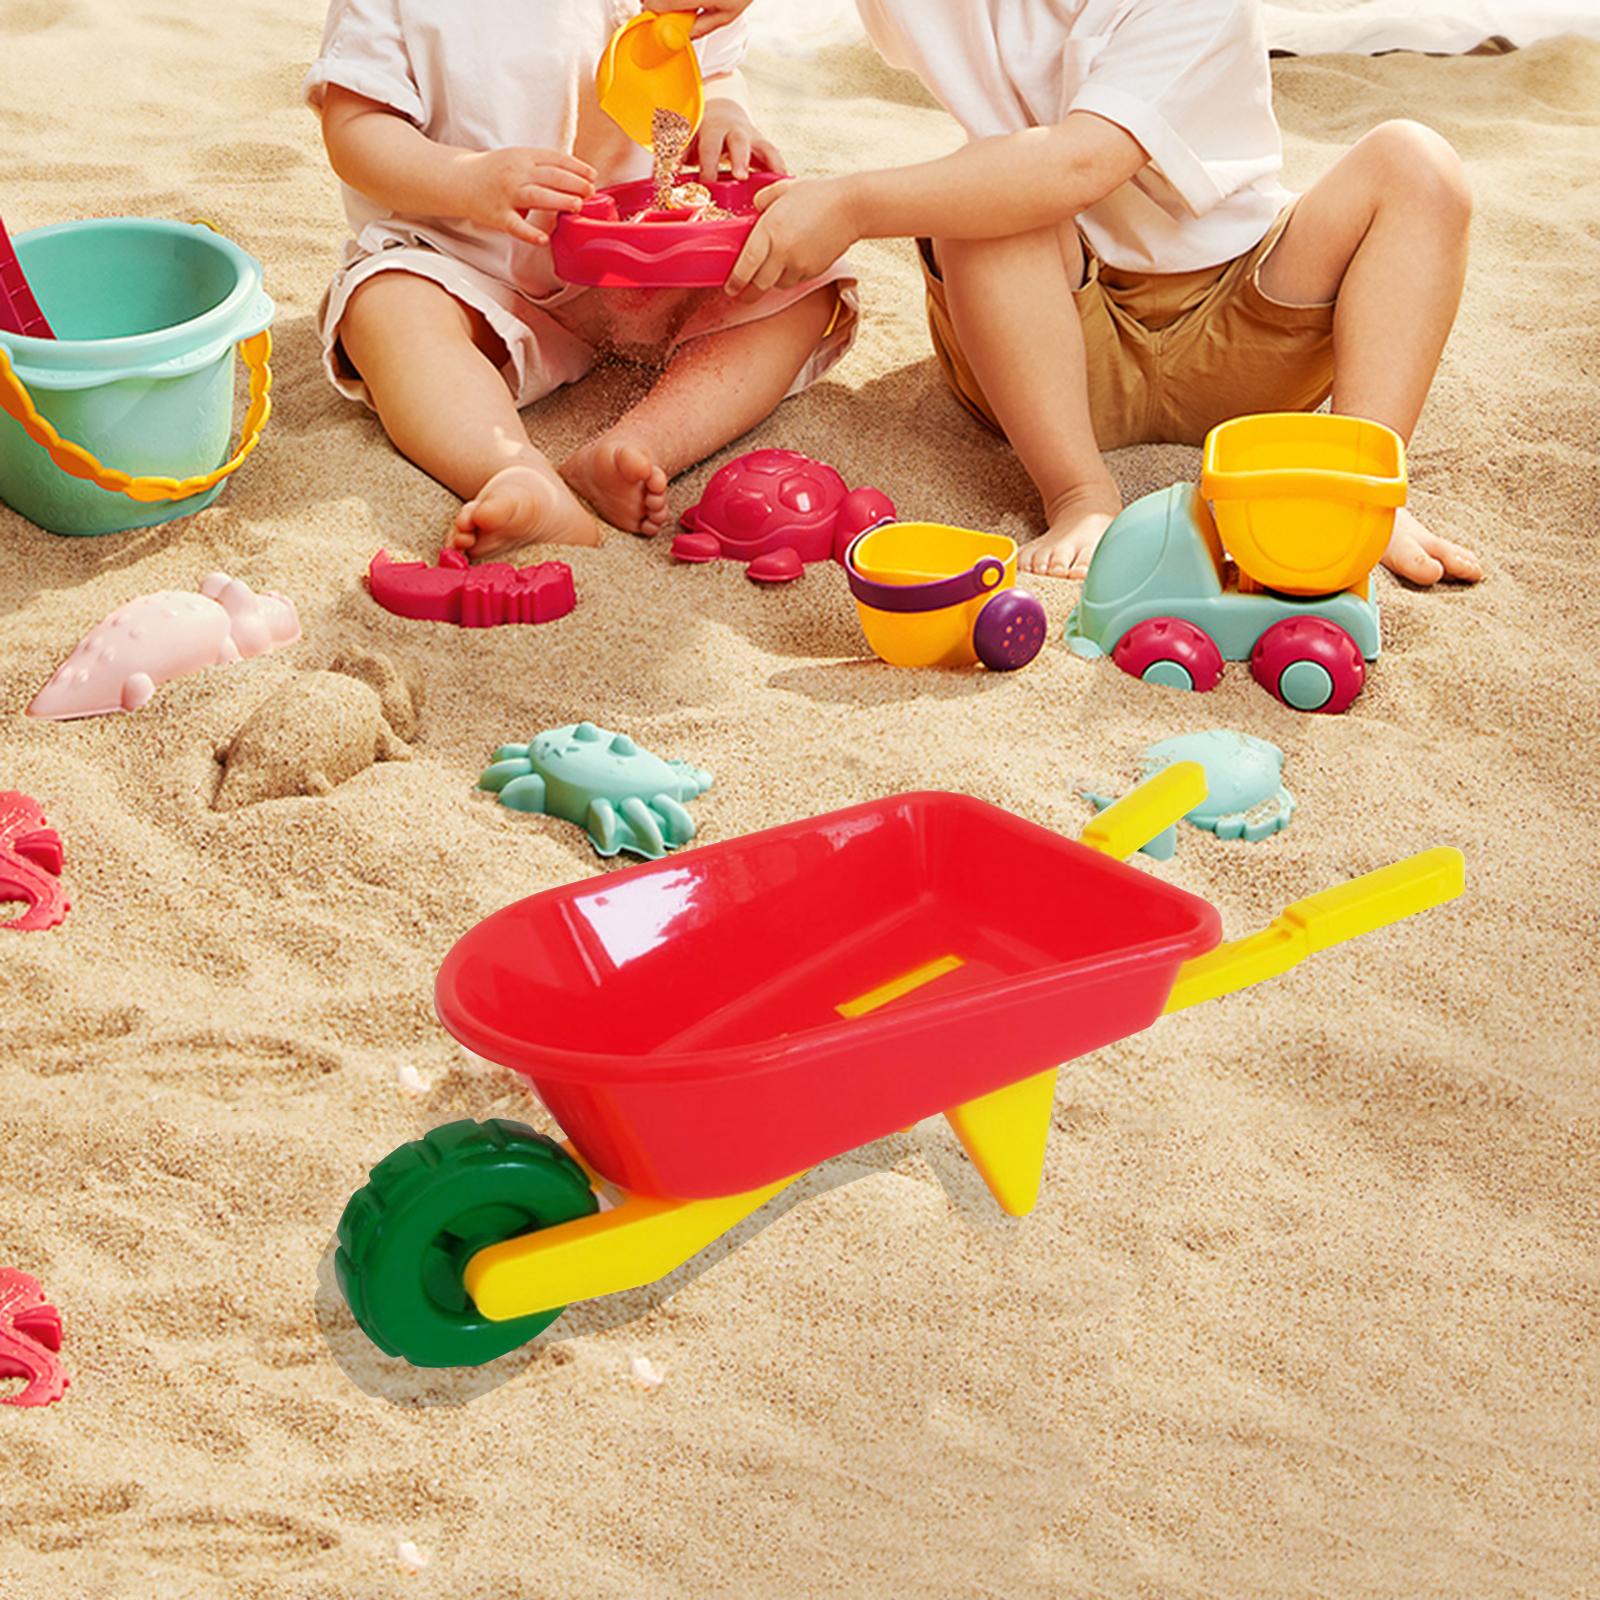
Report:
479,722,713,860
1086,729,1295,860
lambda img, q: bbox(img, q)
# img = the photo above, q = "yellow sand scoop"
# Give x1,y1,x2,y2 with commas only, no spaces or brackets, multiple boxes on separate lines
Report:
597,11,705,147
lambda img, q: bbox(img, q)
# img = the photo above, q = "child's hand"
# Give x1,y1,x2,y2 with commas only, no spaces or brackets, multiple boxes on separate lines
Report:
695,98,786,181
642,1,757,37
460,148,597,247
725,177,859,297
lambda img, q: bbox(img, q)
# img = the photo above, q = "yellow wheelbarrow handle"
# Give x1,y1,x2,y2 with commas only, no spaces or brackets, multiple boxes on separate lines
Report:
0,329,272,505
1166,847,1465,1013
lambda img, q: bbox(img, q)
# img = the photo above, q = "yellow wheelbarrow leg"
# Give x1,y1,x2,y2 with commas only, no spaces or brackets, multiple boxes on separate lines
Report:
464,1150,801,1322
939,765,1210,1216
1164,847,1465,1014
944,1068,1059,1217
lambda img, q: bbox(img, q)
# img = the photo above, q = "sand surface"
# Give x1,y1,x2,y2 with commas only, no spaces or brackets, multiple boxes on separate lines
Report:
2,7,1598,1597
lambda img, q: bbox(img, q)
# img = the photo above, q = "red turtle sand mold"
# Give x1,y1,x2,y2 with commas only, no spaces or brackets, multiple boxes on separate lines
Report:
674,449,895,584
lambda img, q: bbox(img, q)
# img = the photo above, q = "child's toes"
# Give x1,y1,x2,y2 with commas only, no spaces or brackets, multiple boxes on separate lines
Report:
640,495,670,537
468,493,517,535
450,505,483,550
1384,534,1446,586
614,444,657,488
1438,539,1483,583
1021,538,1081,580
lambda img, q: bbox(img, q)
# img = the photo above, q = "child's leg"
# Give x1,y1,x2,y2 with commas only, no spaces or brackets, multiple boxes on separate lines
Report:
1258,120,1480,584
935,227,1123,579
560,287,837,535
338,271,600,559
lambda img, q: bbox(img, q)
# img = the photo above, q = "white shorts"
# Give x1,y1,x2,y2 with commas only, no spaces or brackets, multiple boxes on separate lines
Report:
319,242,859,409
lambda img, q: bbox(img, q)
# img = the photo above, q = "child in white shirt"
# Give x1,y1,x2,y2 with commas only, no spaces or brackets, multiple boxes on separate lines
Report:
685,0,1479,586
306,0,856,555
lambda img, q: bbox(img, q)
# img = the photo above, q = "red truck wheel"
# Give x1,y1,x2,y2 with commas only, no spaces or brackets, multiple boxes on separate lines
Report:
1111,618,1224,692
1250,618,1366,713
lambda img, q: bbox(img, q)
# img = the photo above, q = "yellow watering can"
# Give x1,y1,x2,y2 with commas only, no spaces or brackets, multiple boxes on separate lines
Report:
597,11,704,147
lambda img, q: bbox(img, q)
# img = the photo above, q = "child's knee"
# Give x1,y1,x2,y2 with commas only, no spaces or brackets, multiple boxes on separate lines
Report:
938,224,1085,286
343,272,472,354
1364,120,1473,224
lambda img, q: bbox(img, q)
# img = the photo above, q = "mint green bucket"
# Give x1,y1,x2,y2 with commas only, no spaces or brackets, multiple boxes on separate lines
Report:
0,218,274,536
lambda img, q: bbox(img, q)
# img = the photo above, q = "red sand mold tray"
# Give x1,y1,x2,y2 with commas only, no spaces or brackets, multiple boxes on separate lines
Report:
551,171,783,289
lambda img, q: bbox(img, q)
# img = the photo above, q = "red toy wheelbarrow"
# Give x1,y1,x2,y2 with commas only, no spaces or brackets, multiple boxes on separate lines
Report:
336,766,1464,1368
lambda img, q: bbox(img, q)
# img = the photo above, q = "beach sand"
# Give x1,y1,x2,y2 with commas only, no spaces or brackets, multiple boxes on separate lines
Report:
2,6,1597,1596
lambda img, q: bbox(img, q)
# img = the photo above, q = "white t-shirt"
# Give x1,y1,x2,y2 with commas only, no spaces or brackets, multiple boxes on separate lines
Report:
854,0,1291,273
304,0,749,299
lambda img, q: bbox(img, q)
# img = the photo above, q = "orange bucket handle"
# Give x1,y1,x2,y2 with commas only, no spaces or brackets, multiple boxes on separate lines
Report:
0,330,273,505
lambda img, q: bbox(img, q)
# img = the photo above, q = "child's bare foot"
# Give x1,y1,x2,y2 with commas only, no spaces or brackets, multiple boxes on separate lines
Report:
1019,480,1124,580
560,436,671,536
451,464,600,559
1382,506,1482,586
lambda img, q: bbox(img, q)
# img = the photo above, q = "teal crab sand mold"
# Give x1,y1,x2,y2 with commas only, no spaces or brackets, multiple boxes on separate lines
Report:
1085,730,1294,860
478,721,712,860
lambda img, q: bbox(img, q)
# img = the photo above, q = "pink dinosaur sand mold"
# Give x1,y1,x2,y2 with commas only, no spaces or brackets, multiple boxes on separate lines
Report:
674,449,896,585
0,1269,69,1407
27,572,301,721
0,213,54,339
367,548,576,627
0,792,69,931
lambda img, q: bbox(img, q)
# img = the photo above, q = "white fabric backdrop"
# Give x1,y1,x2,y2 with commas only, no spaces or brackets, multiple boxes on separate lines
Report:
1263,0,1600,53
752,0,1600,57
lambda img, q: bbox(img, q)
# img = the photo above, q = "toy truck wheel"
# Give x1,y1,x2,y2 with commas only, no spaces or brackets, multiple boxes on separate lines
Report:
336,1118,598,1369
1111,618,1224,692
1250,617,1366,713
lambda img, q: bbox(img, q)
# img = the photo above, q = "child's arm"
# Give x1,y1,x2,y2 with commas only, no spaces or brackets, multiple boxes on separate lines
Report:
695,71,788,180
727,113,1146,295
320,86,597,249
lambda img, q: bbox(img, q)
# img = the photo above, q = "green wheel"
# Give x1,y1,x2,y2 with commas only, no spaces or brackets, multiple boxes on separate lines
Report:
335,1118,598,1369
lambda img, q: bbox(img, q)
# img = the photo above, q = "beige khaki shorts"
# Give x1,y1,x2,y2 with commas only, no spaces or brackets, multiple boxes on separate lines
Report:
920,206,1335,450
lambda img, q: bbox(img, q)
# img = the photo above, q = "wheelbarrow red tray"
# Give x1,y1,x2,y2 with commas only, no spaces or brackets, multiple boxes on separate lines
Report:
437,793,1221,1199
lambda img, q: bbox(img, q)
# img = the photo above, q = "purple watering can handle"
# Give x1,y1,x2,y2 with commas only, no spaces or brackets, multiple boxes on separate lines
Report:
843,535,1007,615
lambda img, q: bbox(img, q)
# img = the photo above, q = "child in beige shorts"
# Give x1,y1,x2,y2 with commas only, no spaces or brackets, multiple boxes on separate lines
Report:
684,0,1482,585
306,1,856,557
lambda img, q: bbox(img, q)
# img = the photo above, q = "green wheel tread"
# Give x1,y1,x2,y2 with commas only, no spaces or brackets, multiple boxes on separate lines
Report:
336,1117,598,1368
